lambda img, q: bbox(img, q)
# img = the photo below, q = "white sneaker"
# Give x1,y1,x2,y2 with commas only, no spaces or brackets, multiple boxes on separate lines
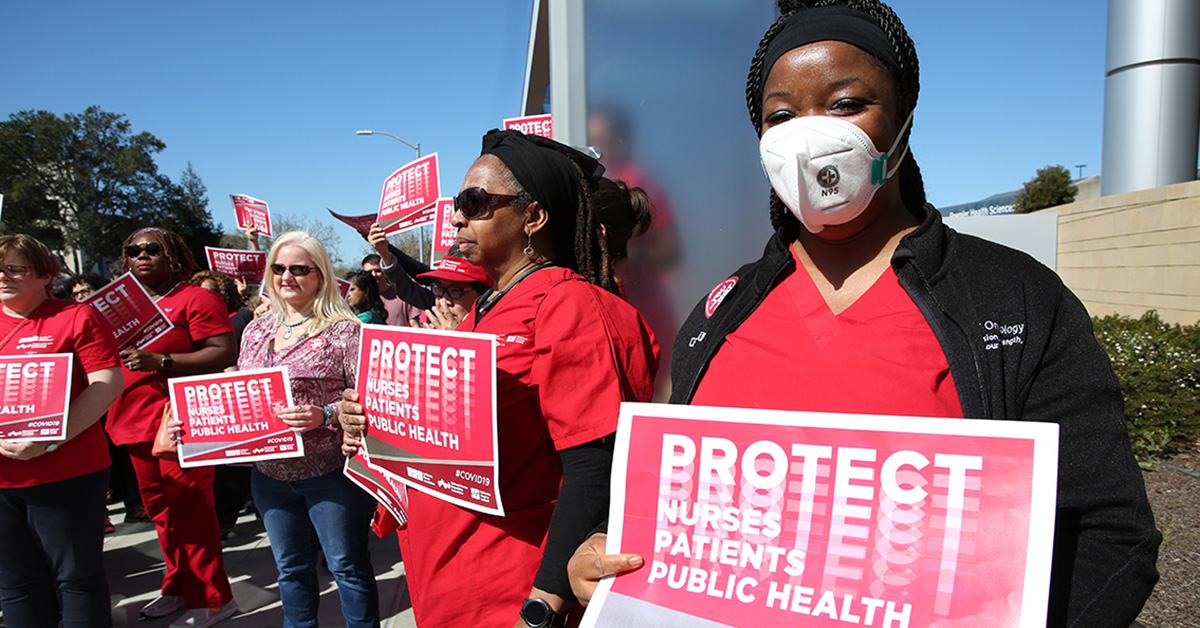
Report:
168,600,238,628
141,594,185,618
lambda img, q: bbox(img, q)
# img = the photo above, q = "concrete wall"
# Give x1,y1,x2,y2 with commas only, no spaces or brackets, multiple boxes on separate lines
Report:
1048,179,1200,325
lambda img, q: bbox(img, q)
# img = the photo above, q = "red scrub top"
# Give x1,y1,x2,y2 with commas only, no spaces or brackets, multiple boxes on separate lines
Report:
106,282,233,445
0,299,120,488
694,246,962,419
396,267,658,628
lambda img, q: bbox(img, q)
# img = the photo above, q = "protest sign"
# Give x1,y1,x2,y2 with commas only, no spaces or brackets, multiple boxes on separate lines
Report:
345,444,409,526
583,404,1060,628
328,208,377,237
389,205,436,236
0,354,73,441
231,194,272,236
169,367,303,467
357,324,501,515
336,277,352,299
377,154,440,234
82,272,173,350
205,247,267,286
432,198,456,255
504,114,553,139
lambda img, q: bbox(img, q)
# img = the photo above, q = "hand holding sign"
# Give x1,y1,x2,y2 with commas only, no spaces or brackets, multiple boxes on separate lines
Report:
275,404,326,432
0,439,55,460
568,533,645,607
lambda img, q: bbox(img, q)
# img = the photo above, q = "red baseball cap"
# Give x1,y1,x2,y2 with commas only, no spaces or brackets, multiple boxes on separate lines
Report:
417,256,493,287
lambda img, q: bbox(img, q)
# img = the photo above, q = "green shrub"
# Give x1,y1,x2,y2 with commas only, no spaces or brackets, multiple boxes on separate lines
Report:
1092,311,1200,461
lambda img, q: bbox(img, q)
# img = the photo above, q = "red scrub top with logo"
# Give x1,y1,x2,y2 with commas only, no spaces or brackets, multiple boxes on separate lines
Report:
106,282,233,445
396,267,659,628
693,246,962,419
0,299,120,488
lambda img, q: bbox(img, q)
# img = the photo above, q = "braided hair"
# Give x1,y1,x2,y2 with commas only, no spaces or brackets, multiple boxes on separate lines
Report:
746,0,928,241
496,165,619,295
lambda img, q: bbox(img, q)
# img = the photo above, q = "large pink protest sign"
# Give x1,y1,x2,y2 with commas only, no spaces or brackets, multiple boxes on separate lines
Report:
0,354,73,442
231,194,272,236
82,272,173,351
357,324,501,515
345,445,409,526
583,404,1060,628
432,198,456,254
504,114,553,139
205,247,267,286
377,154,440,235
169,367,303,467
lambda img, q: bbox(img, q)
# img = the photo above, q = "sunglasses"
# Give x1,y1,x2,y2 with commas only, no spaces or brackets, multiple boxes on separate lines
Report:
453,187,521,219
124,242,165,258
430,282,474,300
270,263,318,277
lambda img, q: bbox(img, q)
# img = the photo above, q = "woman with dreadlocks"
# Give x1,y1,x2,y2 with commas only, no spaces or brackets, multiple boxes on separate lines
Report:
567,1,1159,626
340,129,659,627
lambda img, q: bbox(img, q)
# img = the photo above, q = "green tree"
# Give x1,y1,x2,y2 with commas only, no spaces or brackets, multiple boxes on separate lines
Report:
1014,164,1078,213
0,106,220,273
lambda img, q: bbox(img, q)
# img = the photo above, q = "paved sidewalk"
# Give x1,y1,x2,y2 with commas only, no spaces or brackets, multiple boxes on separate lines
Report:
103,506,417,627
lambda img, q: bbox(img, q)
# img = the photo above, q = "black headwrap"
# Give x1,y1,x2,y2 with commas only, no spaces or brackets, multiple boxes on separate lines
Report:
479,129,605,215
762,5,901,89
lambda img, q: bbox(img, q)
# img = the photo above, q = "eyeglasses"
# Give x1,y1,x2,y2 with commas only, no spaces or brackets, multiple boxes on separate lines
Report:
430,282,474,300
453,187,521,219
0,265,30,279
270,264,318,277
124,242,165,258
72,287,94,300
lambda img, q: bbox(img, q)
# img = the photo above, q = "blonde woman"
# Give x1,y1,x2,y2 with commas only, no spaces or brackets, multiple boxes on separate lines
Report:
238,231,379,627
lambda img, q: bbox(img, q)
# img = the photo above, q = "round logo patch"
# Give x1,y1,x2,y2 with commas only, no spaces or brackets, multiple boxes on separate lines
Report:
247,328,266,344
817,165,840,188
705,277,738,319
306,337,327,352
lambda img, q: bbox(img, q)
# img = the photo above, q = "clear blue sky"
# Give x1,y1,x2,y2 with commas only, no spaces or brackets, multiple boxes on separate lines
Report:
2,0,1110,269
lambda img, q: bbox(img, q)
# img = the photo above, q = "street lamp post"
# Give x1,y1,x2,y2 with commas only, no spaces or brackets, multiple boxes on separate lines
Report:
356,129,426,263
356,129,421,158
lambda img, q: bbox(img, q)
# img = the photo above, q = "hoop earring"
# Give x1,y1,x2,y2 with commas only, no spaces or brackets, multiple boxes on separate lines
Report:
523,232,534,257
170,262,182,272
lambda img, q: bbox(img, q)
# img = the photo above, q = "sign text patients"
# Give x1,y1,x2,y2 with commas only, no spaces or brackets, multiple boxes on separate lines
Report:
649,434,983,627
363,337,475,451
183,377,279,437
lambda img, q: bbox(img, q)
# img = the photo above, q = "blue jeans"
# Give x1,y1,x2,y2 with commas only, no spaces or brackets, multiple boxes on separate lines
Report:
0,469,111,628
251,467,380,628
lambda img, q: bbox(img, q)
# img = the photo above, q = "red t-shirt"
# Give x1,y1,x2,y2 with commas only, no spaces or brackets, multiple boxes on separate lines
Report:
693,247,962,419
106,283,233,445
396,267,659,628
0,299,120,488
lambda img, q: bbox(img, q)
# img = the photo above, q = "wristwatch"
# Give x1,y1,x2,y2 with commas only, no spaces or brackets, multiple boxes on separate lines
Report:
520,599,567,628
45,442,60,453
161,354,173,370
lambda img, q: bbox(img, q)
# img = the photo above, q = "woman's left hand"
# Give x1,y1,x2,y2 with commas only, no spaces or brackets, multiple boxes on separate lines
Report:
0,439,53,460
276,404,325,432
120,348,162,372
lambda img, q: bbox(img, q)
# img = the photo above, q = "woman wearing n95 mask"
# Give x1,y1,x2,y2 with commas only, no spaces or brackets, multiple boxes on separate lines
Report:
568,1,1160,626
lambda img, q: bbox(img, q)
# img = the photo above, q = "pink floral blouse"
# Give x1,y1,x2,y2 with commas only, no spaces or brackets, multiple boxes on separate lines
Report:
238,314,360,481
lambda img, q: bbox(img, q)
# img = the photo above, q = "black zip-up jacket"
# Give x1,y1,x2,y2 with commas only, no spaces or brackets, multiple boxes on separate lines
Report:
670,205,1160,628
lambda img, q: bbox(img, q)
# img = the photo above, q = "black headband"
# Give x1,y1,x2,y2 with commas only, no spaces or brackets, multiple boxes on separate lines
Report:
479,129,604,217
762,6,901,92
